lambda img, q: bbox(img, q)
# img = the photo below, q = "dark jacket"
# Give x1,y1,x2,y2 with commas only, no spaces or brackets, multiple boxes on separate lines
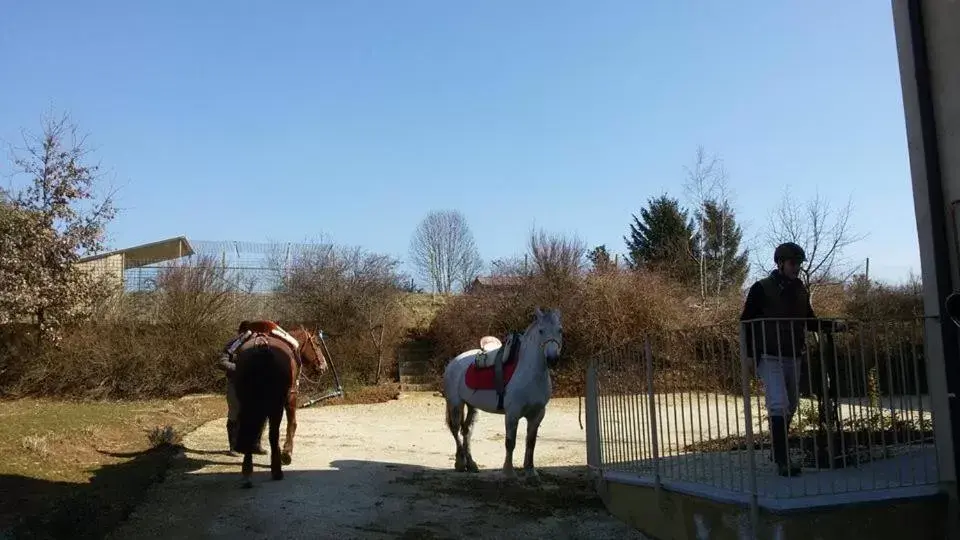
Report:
740,270,831,359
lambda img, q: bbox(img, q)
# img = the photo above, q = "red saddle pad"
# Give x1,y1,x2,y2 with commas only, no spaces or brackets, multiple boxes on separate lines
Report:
464,361,519,391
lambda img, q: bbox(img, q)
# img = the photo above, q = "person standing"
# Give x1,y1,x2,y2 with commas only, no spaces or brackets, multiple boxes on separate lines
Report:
217,321,266,454
740,242,842,476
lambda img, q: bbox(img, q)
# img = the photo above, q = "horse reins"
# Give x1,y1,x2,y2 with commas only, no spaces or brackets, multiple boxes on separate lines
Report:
296,333,324,386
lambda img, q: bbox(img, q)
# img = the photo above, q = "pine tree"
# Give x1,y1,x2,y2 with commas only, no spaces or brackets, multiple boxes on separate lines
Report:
624,195,697,283
588,244,615,273
697,199,749,296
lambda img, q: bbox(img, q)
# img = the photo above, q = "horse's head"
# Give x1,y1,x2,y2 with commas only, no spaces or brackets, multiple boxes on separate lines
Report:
528,306,563,368
292,326,329,374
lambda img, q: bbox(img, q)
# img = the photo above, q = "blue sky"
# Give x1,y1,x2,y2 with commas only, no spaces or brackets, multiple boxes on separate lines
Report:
0,1,919,285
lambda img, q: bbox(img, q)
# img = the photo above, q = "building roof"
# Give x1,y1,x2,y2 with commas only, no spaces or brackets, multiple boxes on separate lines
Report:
77,236,194,270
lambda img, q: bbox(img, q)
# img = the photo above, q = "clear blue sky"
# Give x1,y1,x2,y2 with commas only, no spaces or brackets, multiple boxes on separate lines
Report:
0,1,920,285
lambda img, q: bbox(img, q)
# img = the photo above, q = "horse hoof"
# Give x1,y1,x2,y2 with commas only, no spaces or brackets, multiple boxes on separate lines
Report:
272,471,284,481
281,452,292,466
241,480,253,489
454,462,467,473
466,462,480,473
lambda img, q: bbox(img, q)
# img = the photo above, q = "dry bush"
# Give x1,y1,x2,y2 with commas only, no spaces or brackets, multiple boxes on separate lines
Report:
845,274,923,320
4,321,231,398
426,267,707,396
528,228,588,283
272,243,411,384
0,256,258,398
148,255,258,328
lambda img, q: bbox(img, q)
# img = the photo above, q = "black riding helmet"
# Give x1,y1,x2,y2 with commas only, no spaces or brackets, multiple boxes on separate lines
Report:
774,242,806,263
946,292,960,326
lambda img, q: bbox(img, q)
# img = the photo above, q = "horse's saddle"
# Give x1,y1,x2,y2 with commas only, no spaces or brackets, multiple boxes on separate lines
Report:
473,332,521,411
475,336,504,367
225,320,303,368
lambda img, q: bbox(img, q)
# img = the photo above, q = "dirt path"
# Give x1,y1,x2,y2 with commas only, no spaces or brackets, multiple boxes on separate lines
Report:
108,392,646,539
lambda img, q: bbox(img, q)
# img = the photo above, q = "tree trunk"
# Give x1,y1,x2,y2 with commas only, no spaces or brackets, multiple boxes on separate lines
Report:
372,324,386,385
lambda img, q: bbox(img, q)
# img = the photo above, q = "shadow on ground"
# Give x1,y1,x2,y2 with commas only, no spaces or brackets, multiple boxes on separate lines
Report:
0,444,259,540
101,456,643,539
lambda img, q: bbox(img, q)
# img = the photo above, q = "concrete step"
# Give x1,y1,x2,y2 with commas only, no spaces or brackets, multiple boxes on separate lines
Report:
400,375,434,385
400,382,437,392
398,367,432,377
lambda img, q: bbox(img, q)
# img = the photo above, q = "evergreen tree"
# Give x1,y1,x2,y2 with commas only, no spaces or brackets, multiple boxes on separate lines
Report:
624,195,697,283
588,244,615,273
697,199,749,295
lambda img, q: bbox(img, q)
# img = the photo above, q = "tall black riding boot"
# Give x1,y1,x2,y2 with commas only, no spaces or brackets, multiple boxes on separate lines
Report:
771,415,801,477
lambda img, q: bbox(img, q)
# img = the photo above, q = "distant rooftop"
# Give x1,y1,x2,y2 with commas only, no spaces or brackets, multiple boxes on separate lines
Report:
77,236,194,269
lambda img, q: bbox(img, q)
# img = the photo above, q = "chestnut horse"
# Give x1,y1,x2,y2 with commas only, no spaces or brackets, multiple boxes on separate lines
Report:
232,322,328,487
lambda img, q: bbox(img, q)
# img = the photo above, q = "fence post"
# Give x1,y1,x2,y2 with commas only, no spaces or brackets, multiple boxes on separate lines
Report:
739,321,760,539
645,339,661,492
586,358,602,474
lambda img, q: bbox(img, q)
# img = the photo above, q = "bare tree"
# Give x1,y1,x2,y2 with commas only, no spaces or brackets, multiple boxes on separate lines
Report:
761,187,866,295
527,228,588,281
684,146,720,303
409,210,484,294
682,145,745,306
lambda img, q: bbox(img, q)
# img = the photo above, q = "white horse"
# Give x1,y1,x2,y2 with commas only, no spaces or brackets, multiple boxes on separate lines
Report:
442,307,563,484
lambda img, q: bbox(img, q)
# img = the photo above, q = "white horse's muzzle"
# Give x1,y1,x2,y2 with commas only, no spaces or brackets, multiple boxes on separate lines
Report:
543,339,561,367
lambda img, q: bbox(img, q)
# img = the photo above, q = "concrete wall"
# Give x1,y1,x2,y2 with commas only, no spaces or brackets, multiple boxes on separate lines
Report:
598,478,947,540
893,0,960,500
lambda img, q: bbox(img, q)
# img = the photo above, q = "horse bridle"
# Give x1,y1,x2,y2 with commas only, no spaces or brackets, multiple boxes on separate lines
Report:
540,337,561,354
297,333,324,386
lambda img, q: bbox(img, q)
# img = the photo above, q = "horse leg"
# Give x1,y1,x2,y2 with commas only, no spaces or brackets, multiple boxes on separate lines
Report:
502,412,520,481
269,408,284,481
460,404,480,473
281,390,297,465
446,402,466,472
523,407,546,485
241,452,254,489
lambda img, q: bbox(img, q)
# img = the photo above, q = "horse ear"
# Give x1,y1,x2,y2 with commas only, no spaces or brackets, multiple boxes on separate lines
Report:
534,306,543,319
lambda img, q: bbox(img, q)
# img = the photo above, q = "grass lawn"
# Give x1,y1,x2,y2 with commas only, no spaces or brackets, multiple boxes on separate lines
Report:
0,383,403,539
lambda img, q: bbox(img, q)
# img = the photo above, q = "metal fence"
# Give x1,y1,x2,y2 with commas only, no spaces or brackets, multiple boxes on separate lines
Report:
124,240,301,293
587,317,938,510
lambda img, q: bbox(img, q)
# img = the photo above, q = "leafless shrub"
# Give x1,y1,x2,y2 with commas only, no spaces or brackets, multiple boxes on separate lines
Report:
527,228,588,283
272,242,410,383
148,255,256,328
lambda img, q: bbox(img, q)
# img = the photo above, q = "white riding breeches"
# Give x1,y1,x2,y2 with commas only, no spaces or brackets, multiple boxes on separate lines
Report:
757,354,801,419
226,377,240,421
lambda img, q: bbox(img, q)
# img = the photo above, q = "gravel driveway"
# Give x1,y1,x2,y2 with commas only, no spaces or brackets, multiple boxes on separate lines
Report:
108,392,646,540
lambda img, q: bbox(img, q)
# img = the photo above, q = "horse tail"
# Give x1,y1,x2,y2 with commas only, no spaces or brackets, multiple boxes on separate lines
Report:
234,340,293,454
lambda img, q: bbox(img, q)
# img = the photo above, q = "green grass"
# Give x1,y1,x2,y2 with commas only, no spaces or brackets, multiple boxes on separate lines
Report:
0,395,226,538
0,383,403,539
